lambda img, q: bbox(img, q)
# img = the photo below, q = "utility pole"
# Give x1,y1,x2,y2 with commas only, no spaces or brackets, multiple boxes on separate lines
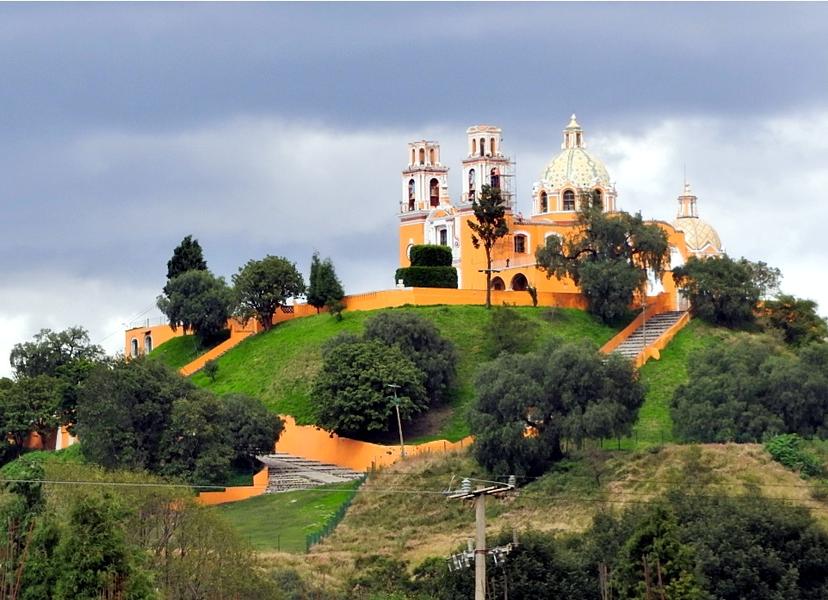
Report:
385,383,405,458
448,477,516,600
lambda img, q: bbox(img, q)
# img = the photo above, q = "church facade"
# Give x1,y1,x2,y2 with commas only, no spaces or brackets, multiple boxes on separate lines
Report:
397,115,723,310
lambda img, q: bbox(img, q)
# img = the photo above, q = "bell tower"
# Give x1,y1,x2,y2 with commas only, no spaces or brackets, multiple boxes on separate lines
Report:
460,125,513,208
400,140,449,214
677,182,698,218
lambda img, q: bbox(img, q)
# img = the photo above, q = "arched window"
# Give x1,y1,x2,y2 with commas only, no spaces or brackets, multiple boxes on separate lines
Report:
563,190,576,211
490,276,505,291
510,273,529,292
480,138,486,156
593,188,602,208
490,137,496,155
490,168,500,190
472,138,477,155
408,179,416,211
540,191,548,213
429,148,435,164
130,338,138,358
144,334,153,354
419,148,425,165
468,169,475,200
438,227,448,246
411,149,415,165
514,234,527,254
429,178,440,207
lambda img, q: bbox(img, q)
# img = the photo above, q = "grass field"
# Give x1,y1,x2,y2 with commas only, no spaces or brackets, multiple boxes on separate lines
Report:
216,481,361,553
189,305,620,441
627,320,727,448
149,334,216,370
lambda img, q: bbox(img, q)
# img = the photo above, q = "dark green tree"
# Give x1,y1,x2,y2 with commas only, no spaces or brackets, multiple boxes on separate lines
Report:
10,326,104,379
221,394,284,469
312,336,427,437
166,234,207,281
468,184,509,309
671,335,828,442
363,311,457,405
232,255,305,331
157,269,234,343
672,255,781,327
760,294,828,346
472,339,644,477
307,251,345,314
536,191,669,323
0,375,62,453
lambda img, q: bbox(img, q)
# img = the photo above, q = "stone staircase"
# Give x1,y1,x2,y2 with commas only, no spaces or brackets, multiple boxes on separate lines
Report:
612,311,687,360
259,452,364,493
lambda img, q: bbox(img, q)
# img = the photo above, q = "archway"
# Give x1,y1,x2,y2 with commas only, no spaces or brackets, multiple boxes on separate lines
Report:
490,277,505,291
510,273,528,291
429,178,440,207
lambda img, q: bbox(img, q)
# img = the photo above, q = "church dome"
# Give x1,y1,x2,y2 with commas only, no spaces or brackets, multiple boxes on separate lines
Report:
671,183,723,256
672,217,722,255
540,115,611,190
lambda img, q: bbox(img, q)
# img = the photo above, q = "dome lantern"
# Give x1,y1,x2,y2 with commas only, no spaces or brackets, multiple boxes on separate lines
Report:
562,113,585,150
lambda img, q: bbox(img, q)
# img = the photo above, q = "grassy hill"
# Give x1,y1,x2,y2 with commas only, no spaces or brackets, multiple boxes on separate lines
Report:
185,305,621,441
149,332,228,371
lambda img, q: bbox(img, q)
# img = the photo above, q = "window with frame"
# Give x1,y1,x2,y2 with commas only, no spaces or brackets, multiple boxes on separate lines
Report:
563,190,576,210
514,234,526,254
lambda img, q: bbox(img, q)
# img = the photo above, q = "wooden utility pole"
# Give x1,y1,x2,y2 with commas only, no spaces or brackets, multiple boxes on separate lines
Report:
385,383,406,458
448,477,515,600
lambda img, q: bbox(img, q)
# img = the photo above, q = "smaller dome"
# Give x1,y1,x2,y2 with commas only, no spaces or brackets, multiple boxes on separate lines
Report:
672,217,723,255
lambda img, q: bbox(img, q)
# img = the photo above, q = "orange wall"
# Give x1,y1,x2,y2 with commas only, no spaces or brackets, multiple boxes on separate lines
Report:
276,415,472,472
196,466,269,506
124,323,185,357
343,287,587,312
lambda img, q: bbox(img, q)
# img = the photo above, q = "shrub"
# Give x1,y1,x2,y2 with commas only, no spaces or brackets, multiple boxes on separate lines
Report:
765,434,824,478
394,266,458,289
409,244,452,267
483,306,539,357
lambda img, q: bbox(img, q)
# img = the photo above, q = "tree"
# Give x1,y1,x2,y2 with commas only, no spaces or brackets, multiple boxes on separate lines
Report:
671,334,828,442
221,394,284,469
471,339,644,477
307,251,345,314
363,311,457,405
233,255,305,331
672,255,781,327
0,375,62,452
312,336,427,437
760,294,828,346
468,184,509,309
9,327,104,379
157,269,234,343
536,191,669,323
166,234,207,282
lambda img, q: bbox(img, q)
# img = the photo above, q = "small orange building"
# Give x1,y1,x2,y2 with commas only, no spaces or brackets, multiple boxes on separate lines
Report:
398,115,724,311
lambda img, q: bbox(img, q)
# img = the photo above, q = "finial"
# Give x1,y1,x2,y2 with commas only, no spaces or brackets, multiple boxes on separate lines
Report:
684,182,692,195
566,113,580,129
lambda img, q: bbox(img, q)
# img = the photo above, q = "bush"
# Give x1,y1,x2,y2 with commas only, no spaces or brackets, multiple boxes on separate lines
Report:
765,434,824,478
394,266,458,289
483,306,539,357
364,311,457,405
409,244,452,267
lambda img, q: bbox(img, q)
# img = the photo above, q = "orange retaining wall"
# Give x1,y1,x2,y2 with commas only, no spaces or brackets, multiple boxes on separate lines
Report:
276,415,473,472
343,287,588,312
599,293,673,355
196,466,269,506
634,311,691,368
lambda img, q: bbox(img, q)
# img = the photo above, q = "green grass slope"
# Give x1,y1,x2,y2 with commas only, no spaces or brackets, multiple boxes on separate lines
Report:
216,481,360,553
149,334,209,370
628,320,729,448
189,305,620,441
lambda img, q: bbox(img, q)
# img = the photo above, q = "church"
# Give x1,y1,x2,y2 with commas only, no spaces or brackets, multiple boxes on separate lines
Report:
397,115,724,310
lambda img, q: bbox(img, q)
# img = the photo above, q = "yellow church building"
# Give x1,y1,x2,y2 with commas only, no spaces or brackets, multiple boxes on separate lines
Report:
397,115,724,310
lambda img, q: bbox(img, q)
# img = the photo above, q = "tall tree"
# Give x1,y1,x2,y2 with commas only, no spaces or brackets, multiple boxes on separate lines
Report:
306,251,345,314
672,255,781,327
536,191,669,323
0,375,62,453
157,270,234,343
232,255,305,330
468,184,509,309
166,234,207,281
760,294,827,346
9,326,104,379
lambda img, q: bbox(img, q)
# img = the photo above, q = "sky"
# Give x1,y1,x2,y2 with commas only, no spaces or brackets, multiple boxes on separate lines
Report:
2,2,828,375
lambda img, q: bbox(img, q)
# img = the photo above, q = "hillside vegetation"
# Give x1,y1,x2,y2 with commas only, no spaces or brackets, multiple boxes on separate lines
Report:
303,445,828,578
149,332,226,370
184,306,620,441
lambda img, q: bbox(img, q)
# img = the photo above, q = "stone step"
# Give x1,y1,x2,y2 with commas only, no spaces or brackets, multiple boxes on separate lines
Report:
259,452,365,494
611,311,687,361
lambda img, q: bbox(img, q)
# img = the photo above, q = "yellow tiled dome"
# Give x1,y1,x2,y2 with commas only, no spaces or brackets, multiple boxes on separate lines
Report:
541,147,611,190
672,217,723,255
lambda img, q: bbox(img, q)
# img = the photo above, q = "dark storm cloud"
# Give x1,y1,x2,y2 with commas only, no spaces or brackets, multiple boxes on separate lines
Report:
2,2,828,373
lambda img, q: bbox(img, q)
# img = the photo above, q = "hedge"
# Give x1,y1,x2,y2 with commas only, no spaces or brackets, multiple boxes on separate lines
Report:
409,244,452,267
395,266,458,289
